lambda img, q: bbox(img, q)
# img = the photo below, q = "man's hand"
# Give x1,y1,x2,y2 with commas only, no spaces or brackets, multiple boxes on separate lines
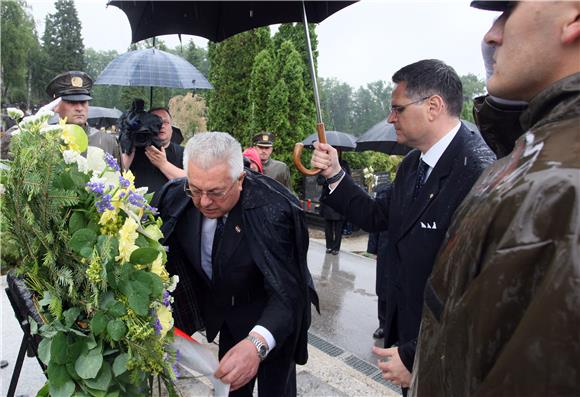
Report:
311,142,341,179
144,145,168,168
214,338,261,391
373,346,412,388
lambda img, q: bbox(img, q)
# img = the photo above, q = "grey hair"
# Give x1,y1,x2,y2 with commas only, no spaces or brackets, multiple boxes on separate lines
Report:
183,132,243,180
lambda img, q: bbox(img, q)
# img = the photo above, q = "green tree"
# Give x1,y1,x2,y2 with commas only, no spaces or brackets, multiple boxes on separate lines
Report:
207,27,271,142
319,77,354,132
41,0,85,91
84,48,121,108
460,73,486,122
1,0,40,105
247,48,276,135
352,81,392,135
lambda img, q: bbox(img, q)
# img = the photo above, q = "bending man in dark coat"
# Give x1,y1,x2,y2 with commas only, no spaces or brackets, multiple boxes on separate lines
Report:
157,132,318,396
311,59,496,391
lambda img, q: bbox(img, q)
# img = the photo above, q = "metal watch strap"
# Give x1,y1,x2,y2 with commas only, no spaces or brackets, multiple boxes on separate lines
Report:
325,168,345,184
245,335,268,361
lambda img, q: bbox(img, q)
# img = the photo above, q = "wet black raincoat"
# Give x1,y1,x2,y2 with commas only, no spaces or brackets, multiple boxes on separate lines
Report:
157,171,319,364
411,73,580,396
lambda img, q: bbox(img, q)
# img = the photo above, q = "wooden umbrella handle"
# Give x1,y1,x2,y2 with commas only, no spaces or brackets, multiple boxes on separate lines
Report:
293,123,327,176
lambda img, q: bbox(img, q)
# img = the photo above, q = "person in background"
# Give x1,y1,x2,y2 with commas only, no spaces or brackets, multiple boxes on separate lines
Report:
47,71,120,162
311,59,496,394
156,132,319,396
317,150,351,255
243,147,263,173
366,180,394,341
122,107,185,204
253,132,292,190
411,2,580,395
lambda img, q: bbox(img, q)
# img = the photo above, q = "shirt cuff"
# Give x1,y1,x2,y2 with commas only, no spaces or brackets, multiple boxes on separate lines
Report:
328,173,346,194
251,325,276,351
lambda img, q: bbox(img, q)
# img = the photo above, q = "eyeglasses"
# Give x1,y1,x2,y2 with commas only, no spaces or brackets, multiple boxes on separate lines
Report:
389,96,431,115
184,178,238,200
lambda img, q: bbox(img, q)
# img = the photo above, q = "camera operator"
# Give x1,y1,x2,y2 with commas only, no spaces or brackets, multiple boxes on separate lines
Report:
121,106,185,204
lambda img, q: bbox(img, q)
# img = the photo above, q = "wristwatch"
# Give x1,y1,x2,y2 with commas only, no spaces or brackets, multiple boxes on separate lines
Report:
246,335,268,361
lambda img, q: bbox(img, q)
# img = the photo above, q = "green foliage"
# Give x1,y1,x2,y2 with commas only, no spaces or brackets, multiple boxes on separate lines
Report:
0,0,41,105
248,49,276,135
460,73,486,123
41,0,85,89
343,151,402,182
1,113,178,395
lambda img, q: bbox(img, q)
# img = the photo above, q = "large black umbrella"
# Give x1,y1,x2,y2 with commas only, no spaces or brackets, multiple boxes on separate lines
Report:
49,106,122,128
302,130,356,151
109,0,357,174
356,121,412,156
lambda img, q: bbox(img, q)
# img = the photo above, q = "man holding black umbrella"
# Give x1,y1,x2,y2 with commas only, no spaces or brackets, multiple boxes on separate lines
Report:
311,59,495,392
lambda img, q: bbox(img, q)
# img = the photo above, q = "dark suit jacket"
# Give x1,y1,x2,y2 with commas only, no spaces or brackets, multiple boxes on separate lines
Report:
322,124,495,370
157,172,318,364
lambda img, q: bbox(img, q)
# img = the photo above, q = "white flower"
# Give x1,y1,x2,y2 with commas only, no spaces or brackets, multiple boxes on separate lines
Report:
7,108,24,120
86,146,106,175
35,109,54,125
167,275,179,292
19,115,39,130
363,167,369,174
9,128,21,136
63,150,82,165
41,124,62,134
76,156,88,173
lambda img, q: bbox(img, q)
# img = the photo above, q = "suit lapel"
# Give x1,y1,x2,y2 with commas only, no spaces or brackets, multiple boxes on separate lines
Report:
397,128,466,241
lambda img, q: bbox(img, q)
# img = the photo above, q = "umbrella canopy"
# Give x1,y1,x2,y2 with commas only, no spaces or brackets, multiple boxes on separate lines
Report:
109,1,356,43
88,106,122,119
95,48,213,90
303,130,356,151
356,121,412,156
109,0,357,175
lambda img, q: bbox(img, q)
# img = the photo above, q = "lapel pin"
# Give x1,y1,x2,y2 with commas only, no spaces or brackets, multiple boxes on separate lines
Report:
429,193,434,199
235,225,241,233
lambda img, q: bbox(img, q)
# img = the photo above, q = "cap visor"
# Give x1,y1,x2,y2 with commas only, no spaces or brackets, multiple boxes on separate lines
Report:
255,143,273,147
61,94,92,101
470,1,510,11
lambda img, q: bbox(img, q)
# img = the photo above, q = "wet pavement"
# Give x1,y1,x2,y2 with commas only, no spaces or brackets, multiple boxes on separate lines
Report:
1,233,400,396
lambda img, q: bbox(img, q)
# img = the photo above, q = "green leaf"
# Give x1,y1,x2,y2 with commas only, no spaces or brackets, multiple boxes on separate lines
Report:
37,382,50,397
86,333,97,350
127,289,149,316
51,332,69,364
69,212,87,235
37,338,52,365
84,361,112,391
107,301,126,317
80,246,93,258
75,348,103,380
90,312,108,335
66,340,84,368
66,361,82,381
136,271,163,297
29,316,38,335
129,247,159,265
48,362,73,395
87,220,100,233
63,307,81,328
49,379,75,397
106,320,127,341
112,353,128,377
69,228,97,255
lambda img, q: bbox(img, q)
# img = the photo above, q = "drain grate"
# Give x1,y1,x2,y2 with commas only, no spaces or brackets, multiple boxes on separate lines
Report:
343,354,380,377
371,372,402,394
307,332,344,357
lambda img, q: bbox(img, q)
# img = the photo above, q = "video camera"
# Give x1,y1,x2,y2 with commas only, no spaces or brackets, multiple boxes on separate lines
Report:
118,99,163,154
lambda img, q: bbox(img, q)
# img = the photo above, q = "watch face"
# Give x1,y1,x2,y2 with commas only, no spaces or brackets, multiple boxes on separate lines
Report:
258,345,267,357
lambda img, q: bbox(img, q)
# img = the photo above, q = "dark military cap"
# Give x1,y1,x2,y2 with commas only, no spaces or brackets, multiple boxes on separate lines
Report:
46,71,93,101
470,1,513,12
253,132,275,147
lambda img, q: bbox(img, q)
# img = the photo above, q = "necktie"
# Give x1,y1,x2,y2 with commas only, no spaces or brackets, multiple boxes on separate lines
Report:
413,159,429,200
211,217,225,264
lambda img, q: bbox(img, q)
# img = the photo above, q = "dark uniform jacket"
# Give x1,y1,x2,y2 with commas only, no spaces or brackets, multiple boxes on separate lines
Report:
321,124,495,371
411,73,580,397
157,172,319,364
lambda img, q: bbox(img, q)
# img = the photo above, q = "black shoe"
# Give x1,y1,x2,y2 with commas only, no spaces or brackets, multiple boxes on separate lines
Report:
331,250,339,255
326,248,332,253
373,327,384,339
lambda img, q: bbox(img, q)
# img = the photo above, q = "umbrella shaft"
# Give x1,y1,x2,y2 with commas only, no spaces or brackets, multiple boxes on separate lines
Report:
302,1,323,125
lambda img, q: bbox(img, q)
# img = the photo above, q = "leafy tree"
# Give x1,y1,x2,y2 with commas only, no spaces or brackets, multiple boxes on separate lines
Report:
41,0,85,91
168,93,208,141
352,81,392,135
460,73,486,123
1,0,40,105
84,48,121,108
319,77,354,132
180,39,209,77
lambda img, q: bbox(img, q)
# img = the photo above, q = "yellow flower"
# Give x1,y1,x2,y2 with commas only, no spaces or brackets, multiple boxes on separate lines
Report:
116,217,139,263
156,305,173,338
150,254,169,282
61,123,88,153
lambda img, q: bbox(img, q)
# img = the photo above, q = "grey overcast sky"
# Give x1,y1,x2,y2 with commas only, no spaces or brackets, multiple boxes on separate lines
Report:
28,0,500,89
